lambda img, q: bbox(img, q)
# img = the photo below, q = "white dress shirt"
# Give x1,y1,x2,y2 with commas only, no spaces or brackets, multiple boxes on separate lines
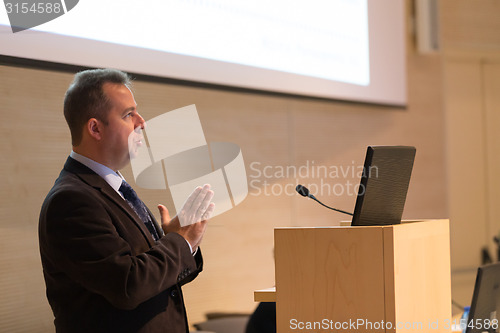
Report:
70,151,124,196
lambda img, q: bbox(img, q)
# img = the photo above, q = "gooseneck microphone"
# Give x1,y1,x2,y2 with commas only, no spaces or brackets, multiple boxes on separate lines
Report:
295,184,353,216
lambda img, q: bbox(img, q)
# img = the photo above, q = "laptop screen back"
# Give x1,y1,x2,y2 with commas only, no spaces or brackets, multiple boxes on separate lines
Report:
466,262,500,333
351,146,416,226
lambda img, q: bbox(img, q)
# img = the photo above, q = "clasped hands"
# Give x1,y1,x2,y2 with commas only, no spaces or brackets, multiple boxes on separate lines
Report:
158,184,215,251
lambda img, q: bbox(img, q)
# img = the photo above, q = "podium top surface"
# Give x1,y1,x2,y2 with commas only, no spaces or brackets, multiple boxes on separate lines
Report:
254,287,276,302
274,219,448,229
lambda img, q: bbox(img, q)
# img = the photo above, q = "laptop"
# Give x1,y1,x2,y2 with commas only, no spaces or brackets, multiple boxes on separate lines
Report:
465,262,500,333
351,146,416,226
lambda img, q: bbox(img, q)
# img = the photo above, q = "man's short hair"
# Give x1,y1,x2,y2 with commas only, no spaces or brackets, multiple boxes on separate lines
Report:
64,68,132,146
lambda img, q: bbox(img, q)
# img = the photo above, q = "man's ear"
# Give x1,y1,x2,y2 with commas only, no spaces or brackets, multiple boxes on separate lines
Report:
86,118,103,141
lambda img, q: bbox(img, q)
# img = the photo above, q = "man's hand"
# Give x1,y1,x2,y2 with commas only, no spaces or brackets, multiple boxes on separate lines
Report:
176,184,215,227
158,184,215,251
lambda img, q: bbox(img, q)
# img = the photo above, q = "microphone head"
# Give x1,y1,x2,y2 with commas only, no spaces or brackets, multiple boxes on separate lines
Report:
296,184,310,197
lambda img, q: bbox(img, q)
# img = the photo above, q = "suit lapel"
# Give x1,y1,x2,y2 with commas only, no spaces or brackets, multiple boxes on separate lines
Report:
63,157,157,246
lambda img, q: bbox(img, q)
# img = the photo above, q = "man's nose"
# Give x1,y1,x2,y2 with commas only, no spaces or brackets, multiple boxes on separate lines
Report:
136,113,146,129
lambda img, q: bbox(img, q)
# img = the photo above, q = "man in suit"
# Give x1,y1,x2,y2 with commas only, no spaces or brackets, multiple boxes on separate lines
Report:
39,68,214,333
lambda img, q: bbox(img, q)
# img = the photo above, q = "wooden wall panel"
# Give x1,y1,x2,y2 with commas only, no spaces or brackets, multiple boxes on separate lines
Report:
441,0,500,312
441,0,500,52
443,60,487,270
0,50,446,330
483,61,500,258
0,67,72,332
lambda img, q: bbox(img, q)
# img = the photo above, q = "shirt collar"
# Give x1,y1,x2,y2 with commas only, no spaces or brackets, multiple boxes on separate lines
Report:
69,151,124,194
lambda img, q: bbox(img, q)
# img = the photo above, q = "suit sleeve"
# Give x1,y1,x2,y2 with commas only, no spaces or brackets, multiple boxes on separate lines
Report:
39,186,202,310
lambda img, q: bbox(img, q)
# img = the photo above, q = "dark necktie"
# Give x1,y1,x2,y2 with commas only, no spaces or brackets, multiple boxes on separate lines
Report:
119,180,160,241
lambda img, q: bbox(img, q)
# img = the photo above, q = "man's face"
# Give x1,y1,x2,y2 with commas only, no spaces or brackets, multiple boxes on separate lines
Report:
101,82,145,171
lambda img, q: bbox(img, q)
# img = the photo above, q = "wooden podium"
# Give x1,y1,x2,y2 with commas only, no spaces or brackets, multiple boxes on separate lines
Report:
254,219,451,333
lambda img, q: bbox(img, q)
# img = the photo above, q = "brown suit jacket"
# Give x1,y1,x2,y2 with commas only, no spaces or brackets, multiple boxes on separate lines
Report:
39,157,203,333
